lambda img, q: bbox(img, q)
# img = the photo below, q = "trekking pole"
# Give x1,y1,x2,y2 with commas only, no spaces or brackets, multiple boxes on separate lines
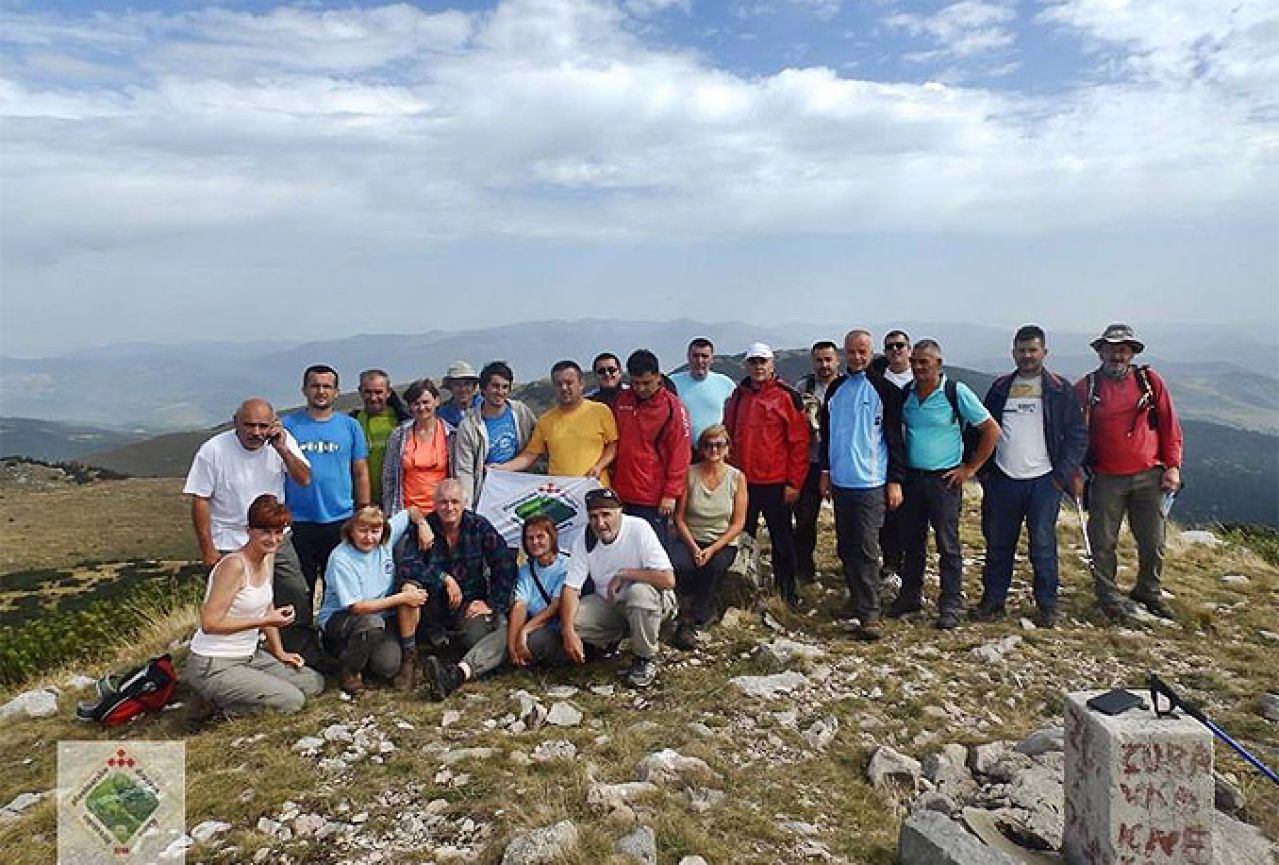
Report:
1148,672,1279,785
1072,496,1095,568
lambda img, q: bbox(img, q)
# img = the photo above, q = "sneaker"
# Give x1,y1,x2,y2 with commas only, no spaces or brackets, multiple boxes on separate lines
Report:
969,602,1007,622
885,598,923,619
850,620,883,642
1131,592,1176,620
1033,606,1059,629
391,652,421,691
339,669,366,696
424,656,466,701
624,655,659,689
935,609,962,630
669,622,699,651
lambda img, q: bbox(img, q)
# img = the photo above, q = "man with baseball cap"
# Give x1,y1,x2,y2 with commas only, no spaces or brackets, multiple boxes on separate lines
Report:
1074,324,1183,621
439,361,482,428
558,487,677,689
723,341,810,610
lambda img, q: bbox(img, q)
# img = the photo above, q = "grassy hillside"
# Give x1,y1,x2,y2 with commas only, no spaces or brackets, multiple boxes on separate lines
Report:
0,416,146,462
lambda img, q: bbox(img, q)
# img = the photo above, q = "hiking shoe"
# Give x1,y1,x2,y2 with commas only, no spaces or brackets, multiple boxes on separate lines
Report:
1098,596,1140,623
1131,592,1176,620
885,598,923,619
339,669,366,696
969,602,1007,622
935,609,962,630
424,656,466,701
624,655,659,689
850,620,883,642
1033,606,1059,629
669,621,699,651
391,652,421,691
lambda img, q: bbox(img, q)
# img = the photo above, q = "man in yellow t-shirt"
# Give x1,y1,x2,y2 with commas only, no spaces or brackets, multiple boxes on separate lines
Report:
496,360,618,485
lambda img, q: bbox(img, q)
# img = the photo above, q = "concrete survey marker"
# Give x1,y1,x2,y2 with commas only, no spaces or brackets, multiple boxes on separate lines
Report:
1063,691,1214,865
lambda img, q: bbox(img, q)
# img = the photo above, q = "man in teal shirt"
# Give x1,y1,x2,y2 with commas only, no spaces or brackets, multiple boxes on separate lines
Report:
670,337,736,450
889,340,999,630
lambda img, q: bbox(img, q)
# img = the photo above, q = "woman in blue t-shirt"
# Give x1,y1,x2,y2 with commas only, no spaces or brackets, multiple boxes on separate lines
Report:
508,514,570,668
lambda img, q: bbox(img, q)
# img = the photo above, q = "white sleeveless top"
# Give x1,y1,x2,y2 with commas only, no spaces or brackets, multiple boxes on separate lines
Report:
189,553,273,658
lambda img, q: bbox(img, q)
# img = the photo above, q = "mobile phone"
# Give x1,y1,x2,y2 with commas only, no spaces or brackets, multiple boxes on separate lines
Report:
1087,689,1147,716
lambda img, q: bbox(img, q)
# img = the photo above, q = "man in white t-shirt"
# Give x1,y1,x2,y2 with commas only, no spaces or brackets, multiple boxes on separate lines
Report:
184,398,319,658
975,326,1088,628
872,330,913,583
559,488,677,689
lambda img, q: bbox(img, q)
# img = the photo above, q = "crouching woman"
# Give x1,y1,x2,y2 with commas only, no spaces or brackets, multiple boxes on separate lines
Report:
185,494,325,716
318,505,433,694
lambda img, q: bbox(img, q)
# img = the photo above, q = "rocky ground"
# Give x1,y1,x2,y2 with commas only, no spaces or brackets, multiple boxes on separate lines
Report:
1,496,1277,864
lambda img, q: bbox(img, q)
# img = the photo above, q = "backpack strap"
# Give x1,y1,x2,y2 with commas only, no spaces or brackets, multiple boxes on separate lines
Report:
1132,364,1158,430
527,558,553,607
943,378,963,427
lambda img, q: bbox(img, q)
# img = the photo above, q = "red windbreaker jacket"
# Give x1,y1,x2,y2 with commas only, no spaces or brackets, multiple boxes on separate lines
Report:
611,387,692,507
724,376,810,489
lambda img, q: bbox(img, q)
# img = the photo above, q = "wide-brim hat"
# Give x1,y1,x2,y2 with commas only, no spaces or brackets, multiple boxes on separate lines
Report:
442,361,479,383
1090,323,1145,354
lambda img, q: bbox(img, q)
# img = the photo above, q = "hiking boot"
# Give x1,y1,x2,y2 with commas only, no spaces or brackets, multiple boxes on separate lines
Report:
885,598,923,619
1033,605,1059,629
1098,595,1140,623
935,609,962,630
624,655,659,689
668,621,699,652
1131,592,1176,620
850,620,883,642
969,602,1007,622
782,591,803,612
339,669,366,696
423,656,466,701
391,652,421,691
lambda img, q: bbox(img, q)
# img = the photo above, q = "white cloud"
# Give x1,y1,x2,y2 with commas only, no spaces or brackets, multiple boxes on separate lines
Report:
0,0,1275,350
884,1,1017,62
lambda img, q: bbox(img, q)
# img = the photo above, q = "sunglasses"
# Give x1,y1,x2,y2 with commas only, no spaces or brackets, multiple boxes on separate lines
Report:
594,366,619,376
702,441,728,450
885,342,909,350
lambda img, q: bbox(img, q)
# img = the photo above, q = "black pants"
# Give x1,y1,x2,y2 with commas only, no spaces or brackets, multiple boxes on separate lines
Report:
415,590,501,655
900,471,964,613
291,520,345,596
669,541,737,624
745,482,797,599
322,611,401,678
793,463,823,577
879,503,905,575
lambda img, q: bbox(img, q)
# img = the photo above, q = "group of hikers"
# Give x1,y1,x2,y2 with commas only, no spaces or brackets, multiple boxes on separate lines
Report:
179,322,1184,720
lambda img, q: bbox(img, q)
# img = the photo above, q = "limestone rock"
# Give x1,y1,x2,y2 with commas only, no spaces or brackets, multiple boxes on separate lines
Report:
867,745,922,792
968,742,1012,776
588,781,659,811
190,820,232,843
1013,727,1063,758
1259,693,1279,722
0,689,57,721
0,791,47,824
1220,574,1249,585
912,790,958,815
1215,810,1278,865
970,636,1021,664
292,736,324,753
636,749,715,786
802,716,839,750
500,820,578,865
1214,771,1245,813
532,740,577,763
616,824,657,865
756,637,825,671
730,670,807,699
1178,530,1223,547
546,702,583,727
442,747,495,765
898,811,1018,865
678,858,709,865
923,744,970,786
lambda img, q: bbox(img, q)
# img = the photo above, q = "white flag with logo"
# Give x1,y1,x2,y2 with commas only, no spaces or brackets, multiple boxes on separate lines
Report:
477,469,603,549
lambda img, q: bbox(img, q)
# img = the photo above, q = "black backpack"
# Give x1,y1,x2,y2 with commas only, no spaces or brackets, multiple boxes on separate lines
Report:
904,378,980,465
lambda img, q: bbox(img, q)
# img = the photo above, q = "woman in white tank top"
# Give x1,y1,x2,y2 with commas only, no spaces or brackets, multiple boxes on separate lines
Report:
185,494,324,719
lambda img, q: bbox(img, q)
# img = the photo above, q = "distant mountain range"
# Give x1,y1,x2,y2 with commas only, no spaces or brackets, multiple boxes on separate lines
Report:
3,318,1275,432
0,417,145,462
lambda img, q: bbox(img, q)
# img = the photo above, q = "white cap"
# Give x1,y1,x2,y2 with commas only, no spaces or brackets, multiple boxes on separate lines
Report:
745,341,774,360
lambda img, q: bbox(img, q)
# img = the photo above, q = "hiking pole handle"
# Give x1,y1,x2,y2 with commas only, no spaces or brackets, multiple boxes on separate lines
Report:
1148,672,1207,724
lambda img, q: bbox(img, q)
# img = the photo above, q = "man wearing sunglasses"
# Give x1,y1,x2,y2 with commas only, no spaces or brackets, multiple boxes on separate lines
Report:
587,352,628,408
874,331,913,587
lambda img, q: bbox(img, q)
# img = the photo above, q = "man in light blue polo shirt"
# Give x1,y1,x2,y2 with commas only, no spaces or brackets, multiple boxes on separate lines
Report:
889,339,999,630
670,337,737,449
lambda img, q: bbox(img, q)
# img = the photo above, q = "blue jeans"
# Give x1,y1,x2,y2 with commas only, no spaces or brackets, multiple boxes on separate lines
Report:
980,471,1062,609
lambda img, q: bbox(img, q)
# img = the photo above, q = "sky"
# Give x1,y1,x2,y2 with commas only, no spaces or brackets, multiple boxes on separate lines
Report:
1,0,1276,358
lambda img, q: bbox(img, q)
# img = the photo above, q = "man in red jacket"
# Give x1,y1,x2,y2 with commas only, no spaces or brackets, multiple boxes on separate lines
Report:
611,349,692,547
1074,324,1184,622
724,342,810,610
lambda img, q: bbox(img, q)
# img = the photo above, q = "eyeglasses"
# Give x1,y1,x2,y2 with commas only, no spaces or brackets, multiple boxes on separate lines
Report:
746,357,770,365
885,342,909,350
702,441,728,450
594,366,619,376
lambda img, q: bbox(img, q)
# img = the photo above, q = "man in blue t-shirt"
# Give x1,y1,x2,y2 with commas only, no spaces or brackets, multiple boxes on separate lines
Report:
889,340,999,630
670,337,736,449
283,364,371,597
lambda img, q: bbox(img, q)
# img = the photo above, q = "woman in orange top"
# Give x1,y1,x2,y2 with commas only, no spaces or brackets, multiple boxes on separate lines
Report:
382,379,454,515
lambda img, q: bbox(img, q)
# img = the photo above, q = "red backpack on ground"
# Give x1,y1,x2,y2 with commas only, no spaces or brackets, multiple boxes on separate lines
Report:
76,654,178,726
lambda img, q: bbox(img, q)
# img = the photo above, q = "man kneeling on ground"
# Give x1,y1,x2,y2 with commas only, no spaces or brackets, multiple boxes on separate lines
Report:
423,514,571,699
390,479,517,690
560,488,677,689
